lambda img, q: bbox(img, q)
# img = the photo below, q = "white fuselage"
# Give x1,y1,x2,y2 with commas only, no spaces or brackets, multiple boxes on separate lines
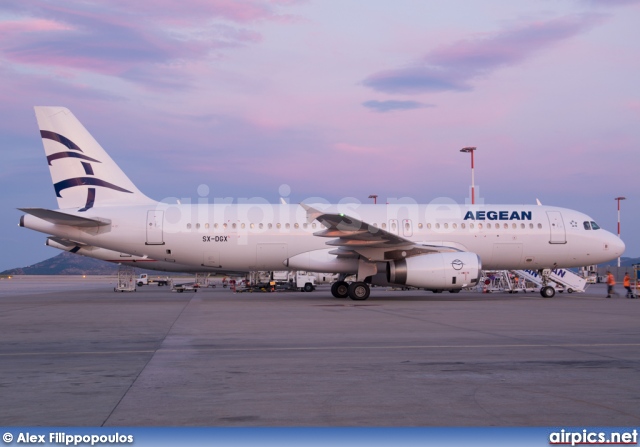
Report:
22,202,625,274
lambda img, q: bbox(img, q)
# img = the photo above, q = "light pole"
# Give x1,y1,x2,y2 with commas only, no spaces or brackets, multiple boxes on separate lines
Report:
368,194,378,204
615,196,626,267
460,147,476,205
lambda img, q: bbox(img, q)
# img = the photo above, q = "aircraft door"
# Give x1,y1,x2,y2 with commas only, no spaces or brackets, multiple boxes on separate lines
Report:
546,211,566,244
389,219,399,235
146,210,164,245
402,219,413,237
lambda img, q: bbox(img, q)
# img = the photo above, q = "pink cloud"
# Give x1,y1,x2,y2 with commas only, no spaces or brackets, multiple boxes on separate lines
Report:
107,0,302,24
0,18,72,34
333,142,383,154
363,14,606,94
0,1,297,84
626,100,640,115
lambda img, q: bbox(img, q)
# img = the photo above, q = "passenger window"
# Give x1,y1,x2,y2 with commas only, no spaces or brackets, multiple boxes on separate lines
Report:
259,223,263,229
478,223,483,229
470,223,474,229
520,223,525,229
250,223,254,229
232,223,237,229
312,223,317,229
529,223,533,229
435,223,440,229
187,223,191,229
205,223,210,229
427,223,431,229
461,223,465,229
444,223,448,229
591,221,600,230
418,223,423,229
584,221,591,230
537,223,542,229
511,223,516,229
277,223,281,229
268,223,272,229
285,223,290,229
223,223,227,229
196,223,200,229
504,223,508,229
214,223,218,229
452,223,457,229
382,223,387,229
487,223,491,229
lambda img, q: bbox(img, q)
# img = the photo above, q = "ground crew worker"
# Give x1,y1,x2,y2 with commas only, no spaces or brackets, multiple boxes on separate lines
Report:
623,272,633,298
606,271,618,298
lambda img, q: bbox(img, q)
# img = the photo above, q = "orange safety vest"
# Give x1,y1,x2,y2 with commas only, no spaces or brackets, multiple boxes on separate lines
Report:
624,276,631,287
607,274,616,286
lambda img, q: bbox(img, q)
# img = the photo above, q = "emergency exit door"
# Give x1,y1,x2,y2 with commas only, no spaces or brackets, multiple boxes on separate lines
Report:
146,210,164,245
546,211,566,244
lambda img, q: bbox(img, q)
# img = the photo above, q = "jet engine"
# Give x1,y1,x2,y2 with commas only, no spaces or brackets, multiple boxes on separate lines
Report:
387,252,481,290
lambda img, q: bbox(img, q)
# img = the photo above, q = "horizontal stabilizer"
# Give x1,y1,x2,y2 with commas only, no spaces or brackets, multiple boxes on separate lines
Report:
19,208,111,227
46,236,86,248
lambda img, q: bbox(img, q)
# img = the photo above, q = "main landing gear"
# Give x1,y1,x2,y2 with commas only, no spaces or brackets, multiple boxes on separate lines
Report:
331,280,371,300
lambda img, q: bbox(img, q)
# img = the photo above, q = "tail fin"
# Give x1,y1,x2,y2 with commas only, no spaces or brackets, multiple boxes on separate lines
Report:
34,106,155,210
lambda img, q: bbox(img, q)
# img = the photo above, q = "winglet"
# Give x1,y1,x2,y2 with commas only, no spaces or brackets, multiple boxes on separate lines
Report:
299,203,325,222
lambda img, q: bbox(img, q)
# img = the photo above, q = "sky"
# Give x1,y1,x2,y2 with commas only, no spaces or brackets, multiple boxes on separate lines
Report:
0,0,638,272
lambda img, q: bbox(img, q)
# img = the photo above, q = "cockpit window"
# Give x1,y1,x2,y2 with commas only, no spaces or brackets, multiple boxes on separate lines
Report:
583,221,591,230
590,221,600,230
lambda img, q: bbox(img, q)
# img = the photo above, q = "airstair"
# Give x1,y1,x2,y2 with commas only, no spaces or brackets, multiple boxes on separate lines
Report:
513,268,587,293
114,264,136,292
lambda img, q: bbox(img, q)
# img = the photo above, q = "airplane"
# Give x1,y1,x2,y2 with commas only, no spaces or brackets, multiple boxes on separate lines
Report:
19,107,625,300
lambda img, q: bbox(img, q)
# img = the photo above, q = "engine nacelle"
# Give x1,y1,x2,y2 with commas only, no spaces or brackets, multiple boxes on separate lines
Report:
387,252,481,290
285,248,359,273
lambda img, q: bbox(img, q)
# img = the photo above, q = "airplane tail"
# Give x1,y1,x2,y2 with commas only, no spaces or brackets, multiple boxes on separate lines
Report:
34,106,155,210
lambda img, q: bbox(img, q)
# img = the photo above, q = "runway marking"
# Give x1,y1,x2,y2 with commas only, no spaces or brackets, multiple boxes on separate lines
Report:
2,342,640,357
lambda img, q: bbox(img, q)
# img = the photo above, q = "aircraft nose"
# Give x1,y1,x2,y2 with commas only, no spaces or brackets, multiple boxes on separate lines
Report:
612,234,626,257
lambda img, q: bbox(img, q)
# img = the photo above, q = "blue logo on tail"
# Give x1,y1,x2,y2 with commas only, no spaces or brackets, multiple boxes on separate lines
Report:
42,131,132,211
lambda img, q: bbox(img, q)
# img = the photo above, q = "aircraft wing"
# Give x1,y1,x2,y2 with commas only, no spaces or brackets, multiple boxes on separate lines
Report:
301,204,461,261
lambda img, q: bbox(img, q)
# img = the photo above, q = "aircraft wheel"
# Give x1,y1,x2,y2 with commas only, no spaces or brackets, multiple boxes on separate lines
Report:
432,289,443,294
449,289,461,293
304,283,314,293
331,281,349,299
348,282,370,300
540,286,555,298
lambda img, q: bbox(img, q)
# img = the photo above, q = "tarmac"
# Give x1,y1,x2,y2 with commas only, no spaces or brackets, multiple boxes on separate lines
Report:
1,276,639,427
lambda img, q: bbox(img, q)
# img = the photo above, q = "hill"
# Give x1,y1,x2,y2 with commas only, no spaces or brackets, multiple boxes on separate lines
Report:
598,257,640,268
1,252,173,276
